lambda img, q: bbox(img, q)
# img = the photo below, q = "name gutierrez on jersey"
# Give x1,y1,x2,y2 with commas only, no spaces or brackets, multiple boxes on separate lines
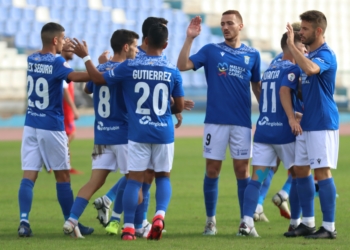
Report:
28,63,53,74
132,70,172,82
262,70,280,80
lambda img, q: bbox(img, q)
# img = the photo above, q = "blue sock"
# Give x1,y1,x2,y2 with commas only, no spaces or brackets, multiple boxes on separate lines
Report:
282,174,292,194
105,177,123,202
155,177,172,213
237,177,250,218
258,169,274,205
296,175,315,218
18,178,35,222
135,183,151,226
243,180,262,217
111,176,127,221
69,197,89,221
203,175,218,217
56,182,74,220
123,179,142,224
290,179,301,219
143,184,151,221
318,178,336,222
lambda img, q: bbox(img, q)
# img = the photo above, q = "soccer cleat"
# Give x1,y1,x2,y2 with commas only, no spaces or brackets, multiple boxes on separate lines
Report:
287,224,297,232
78,222,94,235
63,220,84,238
239,222,260,237
121,227,136,240
93,197,110,227
202,220,217,235
135,222,151,238
147,215,164,240
18,221,33,237
304,226,337,239
253,212,269,222
105,220,120,235
284,223,316,237
272,193,291,219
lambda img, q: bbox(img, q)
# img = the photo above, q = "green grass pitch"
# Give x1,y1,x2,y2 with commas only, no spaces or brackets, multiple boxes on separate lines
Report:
0,136,349,250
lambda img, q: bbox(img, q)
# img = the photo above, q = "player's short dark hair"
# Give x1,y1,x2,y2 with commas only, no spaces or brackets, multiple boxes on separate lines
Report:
41,22,65,45
222,10,243,23
300,10,327,33
280,32,302,51
147,23,168,49
110,29,139,53
142,17,168,40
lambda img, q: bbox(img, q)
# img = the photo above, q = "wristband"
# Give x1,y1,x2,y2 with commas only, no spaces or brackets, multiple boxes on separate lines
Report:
83,55,91,63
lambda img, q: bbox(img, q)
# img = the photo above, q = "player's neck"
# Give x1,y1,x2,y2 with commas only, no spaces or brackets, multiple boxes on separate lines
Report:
224,38,241,49
110,54,126,63
146,48,162,56
40,46,57,55
308,38,325,52
140,43,147,52
282,54,295,64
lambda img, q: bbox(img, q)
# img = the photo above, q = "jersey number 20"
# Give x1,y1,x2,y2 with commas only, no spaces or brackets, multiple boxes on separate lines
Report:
135,82,169,115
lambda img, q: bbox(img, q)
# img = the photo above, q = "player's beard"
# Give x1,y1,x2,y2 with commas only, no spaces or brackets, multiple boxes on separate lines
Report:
301,32,316,46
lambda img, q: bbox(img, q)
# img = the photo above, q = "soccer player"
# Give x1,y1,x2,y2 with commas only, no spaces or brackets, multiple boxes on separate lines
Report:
18,22,93,237
177,11,261,235
61,50,83,175
62,29,139,238
94,17,194,238
284,10,338,239
71,23,184,241
239,31,305,237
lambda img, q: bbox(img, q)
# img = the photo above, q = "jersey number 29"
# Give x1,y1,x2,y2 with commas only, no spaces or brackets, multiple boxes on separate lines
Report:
27,76,49,110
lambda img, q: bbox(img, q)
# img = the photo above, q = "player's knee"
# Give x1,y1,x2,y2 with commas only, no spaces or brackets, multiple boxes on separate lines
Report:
314,167,332,181
54,170,71,182
293,166,311,178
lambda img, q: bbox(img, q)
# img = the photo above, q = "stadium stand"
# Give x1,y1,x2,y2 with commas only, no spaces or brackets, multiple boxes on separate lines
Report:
0,0,349,115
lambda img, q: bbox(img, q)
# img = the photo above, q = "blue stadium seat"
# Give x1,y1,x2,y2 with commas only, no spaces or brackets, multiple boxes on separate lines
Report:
0,21,5,35
0,0,12,8
102,0,113,8
4,21,17,36
150,0,163,9
0,7,8,22
28,33,42,49
32,21,45,33
23,8,35,21
52,0,63,8
50,7,62,21
9,7,22,22
62,0,76,9
15,33,29,49
71,21,84,37
112,0,126,9
97,21,111,36
77,0,88,9
26,0,37,6
162,8,174,22
87,9,99,24
38,0,52,7
73,8,86,22
100,9,112,24
62,9,74,23
18,20,32,34
111,22,123,31
126,0,138,10
125,9,137,21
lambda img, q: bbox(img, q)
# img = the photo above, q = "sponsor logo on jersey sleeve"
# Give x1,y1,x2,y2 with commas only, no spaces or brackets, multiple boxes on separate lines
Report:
288,73,295,82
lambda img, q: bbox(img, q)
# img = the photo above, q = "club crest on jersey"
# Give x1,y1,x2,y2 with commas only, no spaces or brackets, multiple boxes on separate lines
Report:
217,62,228,77
288,73,295,82
244,56,250,64
220,52,225,57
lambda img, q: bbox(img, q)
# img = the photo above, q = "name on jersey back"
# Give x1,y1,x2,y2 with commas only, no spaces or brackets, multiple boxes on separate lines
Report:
262,70,280,80
28,63,53,74
132,70,172,82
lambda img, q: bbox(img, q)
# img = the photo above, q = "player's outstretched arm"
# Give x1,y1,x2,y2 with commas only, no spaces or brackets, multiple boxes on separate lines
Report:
280,86,302,135
171,97,185,114
63,87,79,120
177,16,202,71
184,99,195,110
71,38,106,85
286,23,320,76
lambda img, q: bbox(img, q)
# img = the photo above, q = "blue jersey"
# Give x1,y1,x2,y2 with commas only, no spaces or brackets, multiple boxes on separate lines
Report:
189,42,261,128
270,52,283,65
300,43,338,130
103,55,184,144
86,61,128,145
254,60,300,144
25,52,73,131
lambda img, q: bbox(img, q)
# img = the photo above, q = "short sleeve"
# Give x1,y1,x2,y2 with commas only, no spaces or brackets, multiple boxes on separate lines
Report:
172,69,184,97
62,80,68,89
53,56,74,82
251,51,261,82
85,81,94,93
189,44,210,71
103,61,127,86
311,50,332,74
281,66,300,91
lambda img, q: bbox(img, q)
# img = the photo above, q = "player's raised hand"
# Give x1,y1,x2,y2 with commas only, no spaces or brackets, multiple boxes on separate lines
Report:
71,38,89,58
286,22,295,47
62,37,74,52
98,51,112,64
187,16,202,39
184,99,195,111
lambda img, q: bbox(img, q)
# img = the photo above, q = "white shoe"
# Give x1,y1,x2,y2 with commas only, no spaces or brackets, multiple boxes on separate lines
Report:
272,193,291,219
203,221,217,235
93,197,110,227
63,220,84,238
239,222,260,237
253,212,269,222
142,222,151,238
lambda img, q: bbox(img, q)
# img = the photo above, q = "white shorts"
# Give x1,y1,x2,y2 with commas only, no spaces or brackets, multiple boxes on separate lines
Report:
203,124,252,160
21,126,70,171
252,142,295,169
91,144,128,174
128,140,174,172
295,130,339,169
